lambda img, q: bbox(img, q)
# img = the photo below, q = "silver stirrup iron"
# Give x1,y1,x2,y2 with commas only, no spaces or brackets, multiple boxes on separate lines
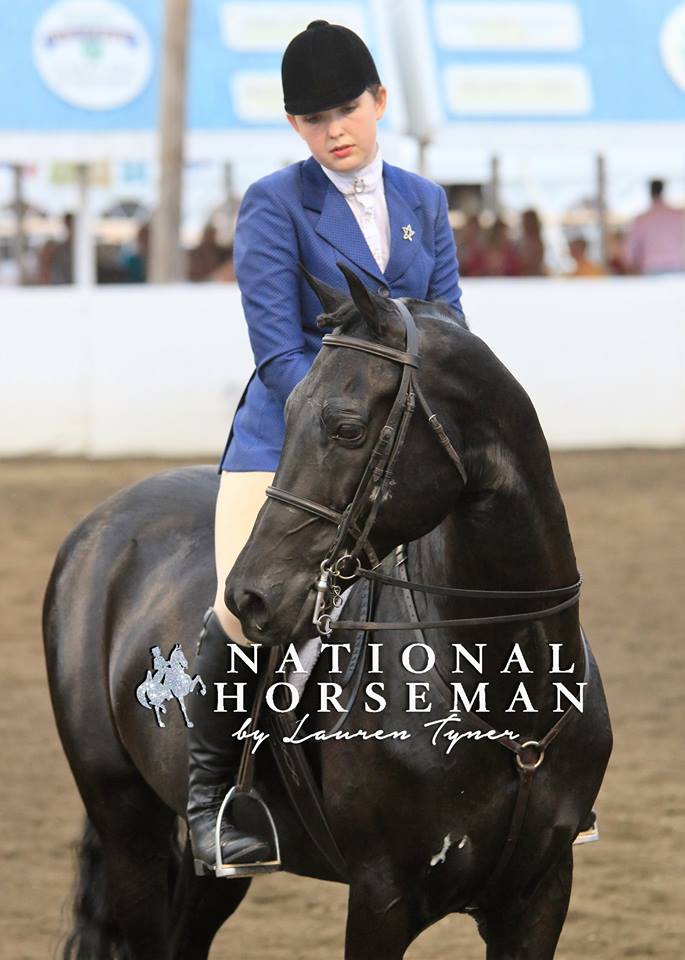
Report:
573,820,600,845
214,785,282,878
209,645,283,878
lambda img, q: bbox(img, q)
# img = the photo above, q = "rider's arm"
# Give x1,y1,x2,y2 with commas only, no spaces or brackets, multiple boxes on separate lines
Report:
233,181,310,405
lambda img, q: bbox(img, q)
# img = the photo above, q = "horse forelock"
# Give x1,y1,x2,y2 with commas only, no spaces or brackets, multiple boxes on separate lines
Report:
318,297,452,342
316,301,359,334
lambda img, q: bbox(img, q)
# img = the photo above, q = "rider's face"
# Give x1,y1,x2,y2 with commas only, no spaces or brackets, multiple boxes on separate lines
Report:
287,88,387,173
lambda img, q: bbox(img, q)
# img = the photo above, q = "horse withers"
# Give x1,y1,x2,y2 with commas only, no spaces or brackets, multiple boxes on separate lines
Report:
43,267,611,959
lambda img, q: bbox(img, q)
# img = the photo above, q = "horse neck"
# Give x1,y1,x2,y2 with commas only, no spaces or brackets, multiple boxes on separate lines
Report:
449,445,574,589
409,427,582,717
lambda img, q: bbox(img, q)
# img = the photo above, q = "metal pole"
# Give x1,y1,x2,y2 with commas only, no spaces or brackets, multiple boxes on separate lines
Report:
12,165,26,285
596,154,608,267
75,163,95,288
150,0,190,283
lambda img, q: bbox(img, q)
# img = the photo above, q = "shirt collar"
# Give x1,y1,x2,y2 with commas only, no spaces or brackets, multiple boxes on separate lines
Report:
319,145,384,197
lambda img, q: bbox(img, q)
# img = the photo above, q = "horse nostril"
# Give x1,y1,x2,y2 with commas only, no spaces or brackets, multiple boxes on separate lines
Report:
239,590,271,634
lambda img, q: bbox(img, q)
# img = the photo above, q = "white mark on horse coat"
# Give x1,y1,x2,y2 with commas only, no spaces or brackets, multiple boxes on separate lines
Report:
458,835,468,849
430,834,453,866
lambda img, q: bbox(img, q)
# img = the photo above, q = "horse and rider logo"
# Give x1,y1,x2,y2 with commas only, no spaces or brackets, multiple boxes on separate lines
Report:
136,645,205,728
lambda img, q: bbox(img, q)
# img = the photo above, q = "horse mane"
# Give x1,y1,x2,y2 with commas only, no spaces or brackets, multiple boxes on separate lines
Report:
315,301,360,333
316,297,468,335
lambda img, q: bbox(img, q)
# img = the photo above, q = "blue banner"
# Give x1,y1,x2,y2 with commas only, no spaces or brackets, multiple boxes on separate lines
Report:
420,0,685,123
3,0,685,136
1,0,394,132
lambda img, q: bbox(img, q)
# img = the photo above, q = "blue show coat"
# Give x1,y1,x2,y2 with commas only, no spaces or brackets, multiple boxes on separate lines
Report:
219,155,464,473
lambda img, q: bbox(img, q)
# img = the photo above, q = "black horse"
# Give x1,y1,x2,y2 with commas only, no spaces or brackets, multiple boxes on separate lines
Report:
44,267,611,959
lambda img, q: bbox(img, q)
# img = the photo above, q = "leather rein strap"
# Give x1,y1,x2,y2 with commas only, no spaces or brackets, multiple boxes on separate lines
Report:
265,297,581,635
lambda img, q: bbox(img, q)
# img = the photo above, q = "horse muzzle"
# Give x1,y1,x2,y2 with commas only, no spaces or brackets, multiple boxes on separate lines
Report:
226,574,316,646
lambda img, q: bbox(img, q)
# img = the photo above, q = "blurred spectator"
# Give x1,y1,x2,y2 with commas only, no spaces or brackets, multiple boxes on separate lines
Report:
210,244,235,282
566,236,606,277
119,222,149,283
188,224,227,281
40,212,74,284
518,208,547,276
456,214,487,277
482,218,522,277
606,229,628,275
624,179,685,274
34,238,58,284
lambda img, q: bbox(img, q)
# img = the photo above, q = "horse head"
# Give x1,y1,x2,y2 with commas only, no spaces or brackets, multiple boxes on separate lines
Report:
226,264,470,645
170,645,188,669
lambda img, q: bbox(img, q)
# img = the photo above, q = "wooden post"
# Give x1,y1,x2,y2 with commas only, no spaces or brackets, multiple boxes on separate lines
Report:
75,164,95,288
223,161,238,240
150,0,190,283
596,154,608,267
489,155,501,217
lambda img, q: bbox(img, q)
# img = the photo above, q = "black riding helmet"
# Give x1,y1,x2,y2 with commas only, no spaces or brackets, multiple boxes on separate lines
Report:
281,20,381,115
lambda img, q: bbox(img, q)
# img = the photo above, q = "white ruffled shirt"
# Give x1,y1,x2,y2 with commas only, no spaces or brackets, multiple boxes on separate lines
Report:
319,145,390,273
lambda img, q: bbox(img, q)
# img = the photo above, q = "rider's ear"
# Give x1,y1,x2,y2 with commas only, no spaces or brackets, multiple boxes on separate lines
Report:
300,264,349,315
337,262,389,338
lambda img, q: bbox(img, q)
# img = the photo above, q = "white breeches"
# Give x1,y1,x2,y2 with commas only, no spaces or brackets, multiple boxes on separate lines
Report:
212,470,275,644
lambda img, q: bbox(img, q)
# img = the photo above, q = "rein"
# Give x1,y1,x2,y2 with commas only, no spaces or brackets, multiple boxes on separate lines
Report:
265,297,581,636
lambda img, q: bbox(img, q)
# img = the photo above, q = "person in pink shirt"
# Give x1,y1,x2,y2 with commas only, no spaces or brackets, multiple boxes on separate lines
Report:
625,179,685,274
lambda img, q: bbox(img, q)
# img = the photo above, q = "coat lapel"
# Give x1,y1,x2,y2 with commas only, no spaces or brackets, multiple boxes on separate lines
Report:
300,157,424,287
383,164,423,285
302,157,386,284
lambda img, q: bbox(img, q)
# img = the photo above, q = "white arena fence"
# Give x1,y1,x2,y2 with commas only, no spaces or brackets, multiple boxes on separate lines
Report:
2,277,683,458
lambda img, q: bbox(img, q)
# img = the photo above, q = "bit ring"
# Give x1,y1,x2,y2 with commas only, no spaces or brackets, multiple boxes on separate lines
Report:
333,554,361,580
515,740,545,771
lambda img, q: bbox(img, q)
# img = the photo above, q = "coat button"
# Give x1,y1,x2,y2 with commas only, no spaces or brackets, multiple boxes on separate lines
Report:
377,285,390,297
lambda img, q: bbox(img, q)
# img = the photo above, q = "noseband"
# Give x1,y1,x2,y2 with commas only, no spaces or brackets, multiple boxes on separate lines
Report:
265,298,581,636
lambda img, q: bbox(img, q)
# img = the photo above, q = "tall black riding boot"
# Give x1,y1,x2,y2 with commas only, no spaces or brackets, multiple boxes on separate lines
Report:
186,607,272,877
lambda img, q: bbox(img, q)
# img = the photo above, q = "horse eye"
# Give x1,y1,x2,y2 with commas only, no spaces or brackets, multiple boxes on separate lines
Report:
335,422,365,442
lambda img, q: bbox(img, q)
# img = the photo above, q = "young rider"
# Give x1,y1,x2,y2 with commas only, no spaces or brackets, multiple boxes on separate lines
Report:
186,19,465,877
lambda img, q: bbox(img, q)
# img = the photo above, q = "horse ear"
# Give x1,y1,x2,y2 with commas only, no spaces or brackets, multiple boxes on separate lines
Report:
300,264,349,315
337,262,388,337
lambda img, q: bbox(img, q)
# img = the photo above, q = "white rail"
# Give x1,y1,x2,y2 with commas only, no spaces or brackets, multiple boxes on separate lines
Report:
2,277,683,456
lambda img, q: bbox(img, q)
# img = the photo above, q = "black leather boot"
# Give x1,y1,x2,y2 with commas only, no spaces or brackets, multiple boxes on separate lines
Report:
186,608,273,876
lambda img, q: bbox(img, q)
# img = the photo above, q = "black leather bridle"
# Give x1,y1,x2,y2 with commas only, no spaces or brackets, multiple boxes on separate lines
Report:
265,298,581,637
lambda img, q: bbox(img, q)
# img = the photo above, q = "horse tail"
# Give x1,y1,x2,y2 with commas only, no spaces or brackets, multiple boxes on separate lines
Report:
62,817,131,960
135,673,152,709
